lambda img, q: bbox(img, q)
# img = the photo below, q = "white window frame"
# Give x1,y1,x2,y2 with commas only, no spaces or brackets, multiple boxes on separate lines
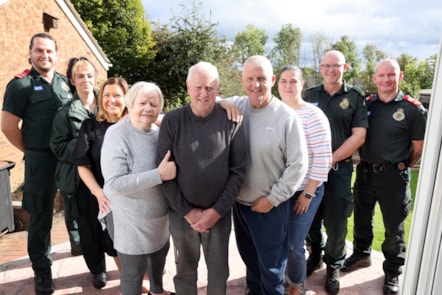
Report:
402,35,442,295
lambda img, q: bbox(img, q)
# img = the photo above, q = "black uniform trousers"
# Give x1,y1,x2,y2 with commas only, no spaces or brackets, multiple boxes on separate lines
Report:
75,182,107,275
352,162,411,276
307,159,354,268
22,150,57,276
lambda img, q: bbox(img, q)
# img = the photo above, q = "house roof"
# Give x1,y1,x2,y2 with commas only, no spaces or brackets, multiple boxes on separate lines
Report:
56,0,112,70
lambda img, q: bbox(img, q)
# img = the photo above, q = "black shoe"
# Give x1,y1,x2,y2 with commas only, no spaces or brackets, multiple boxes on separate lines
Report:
306,249,323,276
245,287,262,295
92,272,106,289
34,272,54,295
383,274,399,294
70,245,83,256
325,266,340,295
341,253,371,272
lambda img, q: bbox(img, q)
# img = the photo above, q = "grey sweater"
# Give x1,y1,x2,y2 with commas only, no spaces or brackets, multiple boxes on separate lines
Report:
157,104,247,217
101,117,169,255
227,96,309,206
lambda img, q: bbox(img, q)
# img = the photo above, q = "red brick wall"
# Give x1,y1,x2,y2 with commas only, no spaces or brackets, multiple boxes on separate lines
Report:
0,0,108,192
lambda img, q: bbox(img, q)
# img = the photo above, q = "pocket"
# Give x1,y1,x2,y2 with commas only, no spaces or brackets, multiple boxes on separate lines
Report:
23,151,56,196
30,88,51,104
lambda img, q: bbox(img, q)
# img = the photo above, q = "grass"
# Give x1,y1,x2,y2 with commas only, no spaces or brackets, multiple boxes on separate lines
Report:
346,169,419,252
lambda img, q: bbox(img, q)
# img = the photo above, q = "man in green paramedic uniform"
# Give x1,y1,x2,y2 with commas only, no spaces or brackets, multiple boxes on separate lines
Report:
341,59,427,294
1,33,72,295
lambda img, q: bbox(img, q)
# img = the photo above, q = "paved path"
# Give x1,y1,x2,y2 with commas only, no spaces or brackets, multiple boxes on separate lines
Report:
0,211,400,294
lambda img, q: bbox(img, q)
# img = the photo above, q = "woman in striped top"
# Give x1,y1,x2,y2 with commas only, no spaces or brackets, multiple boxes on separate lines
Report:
278,65,333,295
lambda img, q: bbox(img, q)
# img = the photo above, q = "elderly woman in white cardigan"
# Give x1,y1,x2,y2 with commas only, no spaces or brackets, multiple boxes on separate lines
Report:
101,81,176,295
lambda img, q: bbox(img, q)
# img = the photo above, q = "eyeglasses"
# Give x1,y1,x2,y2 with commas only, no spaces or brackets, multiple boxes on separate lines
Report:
320,64,344,70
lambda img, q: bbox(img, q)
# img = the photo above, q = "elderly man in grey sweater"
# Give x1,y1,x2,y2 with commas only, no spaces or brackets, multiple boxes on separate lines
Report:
157,61,247,295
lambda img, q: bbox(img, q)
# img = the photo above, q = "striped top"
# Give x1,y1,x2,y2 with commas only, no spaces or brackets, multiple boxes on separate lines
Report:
296,103,332,189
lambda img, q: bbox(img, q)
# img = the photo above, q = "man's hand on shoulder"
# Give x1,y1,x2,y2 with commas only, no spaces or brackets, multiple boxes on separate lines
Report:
219,100,243,123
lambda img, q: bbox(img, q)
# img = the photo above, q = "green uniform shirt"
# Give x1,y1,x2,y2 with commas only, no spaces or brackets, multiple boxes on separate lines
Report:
360,91,427,164
304,81,368,153
2,68,73,149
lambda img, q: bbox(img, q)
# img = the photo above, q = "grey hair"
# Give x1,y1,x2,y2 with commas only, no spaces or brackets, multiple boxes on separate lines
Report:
124,81,164,111
187,61,220,85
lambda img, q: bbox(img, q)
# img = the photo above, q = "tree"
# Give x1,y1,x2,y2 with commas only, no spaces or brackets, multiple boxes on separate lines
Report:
397,54,423,97
231,24,268,64
145,1,228,110
361,44,387,93
310,32,332,85
269,23,302,70
420,55,437,90
71,0,156,83
332,35,360,85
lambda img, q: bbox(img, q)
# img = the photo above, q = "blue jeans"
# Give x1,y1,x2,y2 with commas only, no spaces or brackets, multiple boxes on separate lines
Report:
169,209,231,295
233,201,290,295
287,185,324,288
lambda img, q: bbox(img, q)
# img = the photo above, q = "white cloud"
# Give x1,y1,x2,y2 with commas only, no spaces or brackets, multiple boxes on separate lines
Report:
142,0,442,61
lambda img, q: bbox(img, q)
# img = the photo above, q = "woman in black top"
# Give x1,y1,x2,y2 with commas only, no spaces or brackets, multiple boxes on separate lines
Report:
73,77,128,288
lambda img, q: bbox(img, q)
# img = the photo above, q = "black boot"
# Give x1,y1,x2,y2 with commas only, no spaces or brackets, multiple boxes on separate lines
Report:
92,272,107,289
341,253,371,272
306,249,323,276
325,266,340,295
383,274,399,294
34,272,54,295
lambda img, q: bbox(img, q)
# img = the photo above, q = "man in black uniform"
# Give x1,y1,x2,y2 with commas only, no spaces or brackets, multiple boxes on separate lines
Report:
341,59,426,294
304,50,368,294
1,33,72,294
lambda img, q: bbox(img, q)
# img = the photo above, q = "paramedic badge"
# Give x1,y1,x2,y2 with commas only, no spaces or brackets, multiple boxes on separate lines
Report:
393,108,405,121
339,98,349,109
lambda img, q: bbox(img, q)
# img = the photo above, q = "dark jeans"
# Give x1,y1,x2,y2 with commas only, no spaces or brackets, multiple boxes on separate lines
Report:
287,185,324,288
307,160,354,268
233,201,290,295
352,163,411,276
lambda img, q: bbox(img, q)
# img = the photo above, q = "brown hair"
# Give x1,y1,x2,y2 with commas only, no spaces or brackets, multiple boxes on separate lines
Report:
96,77,129,122
29,33,57,50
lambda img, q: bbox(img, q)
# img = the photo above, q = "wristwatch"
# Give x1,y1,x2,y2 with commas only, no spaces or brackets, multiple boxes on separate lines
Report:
304,191,315,199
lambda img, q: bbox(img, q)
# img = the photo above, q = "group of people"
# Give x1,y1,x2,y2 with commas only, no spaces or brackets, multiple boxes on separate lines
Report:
301,50,426,295
0,32,427,295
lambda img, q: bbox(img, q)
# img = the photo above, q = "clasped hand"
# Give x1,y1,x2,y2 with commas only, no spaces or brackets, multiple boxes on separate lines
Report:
185,208,221,233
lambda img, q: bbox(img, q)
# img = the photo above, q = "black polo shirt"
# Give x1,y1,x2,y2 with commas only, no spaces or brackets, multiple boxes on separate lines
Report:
304,81,368,152
360,91,427,164
2,68,72,149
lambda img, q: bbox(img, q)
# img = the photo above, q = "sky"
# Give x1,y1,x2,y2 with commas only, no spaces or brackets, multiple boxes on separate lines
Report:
142,0,442,64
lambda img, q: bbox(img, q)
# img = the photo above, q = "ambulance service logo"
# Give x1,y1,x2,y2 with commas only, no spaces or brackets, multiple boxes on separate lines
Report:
339,98,349,109
393,108,405,121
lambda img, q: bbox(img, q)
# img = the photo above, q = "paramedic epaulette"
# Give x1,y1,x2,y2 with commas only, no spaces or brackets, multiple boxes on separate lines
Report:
403,95,422,107
15,69,31,79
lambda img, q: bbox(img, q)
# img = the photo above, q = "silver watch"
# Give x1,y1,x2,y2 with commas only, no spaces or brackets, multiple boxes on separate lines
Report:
304,192,315,199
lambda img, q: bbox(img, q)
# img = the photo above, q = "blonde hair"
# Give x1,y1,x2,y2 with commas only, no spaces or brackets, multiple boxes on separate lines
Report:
70,59,97,81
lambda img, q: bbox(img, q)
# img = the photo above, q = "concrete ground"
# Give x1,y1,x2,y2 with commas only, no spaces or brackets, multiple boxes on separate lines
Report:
0,211,401,294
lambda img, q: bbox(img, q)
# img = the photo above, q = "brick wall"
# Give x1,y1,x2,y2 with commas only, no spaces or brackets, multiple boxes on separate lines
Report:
0,0,108,193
